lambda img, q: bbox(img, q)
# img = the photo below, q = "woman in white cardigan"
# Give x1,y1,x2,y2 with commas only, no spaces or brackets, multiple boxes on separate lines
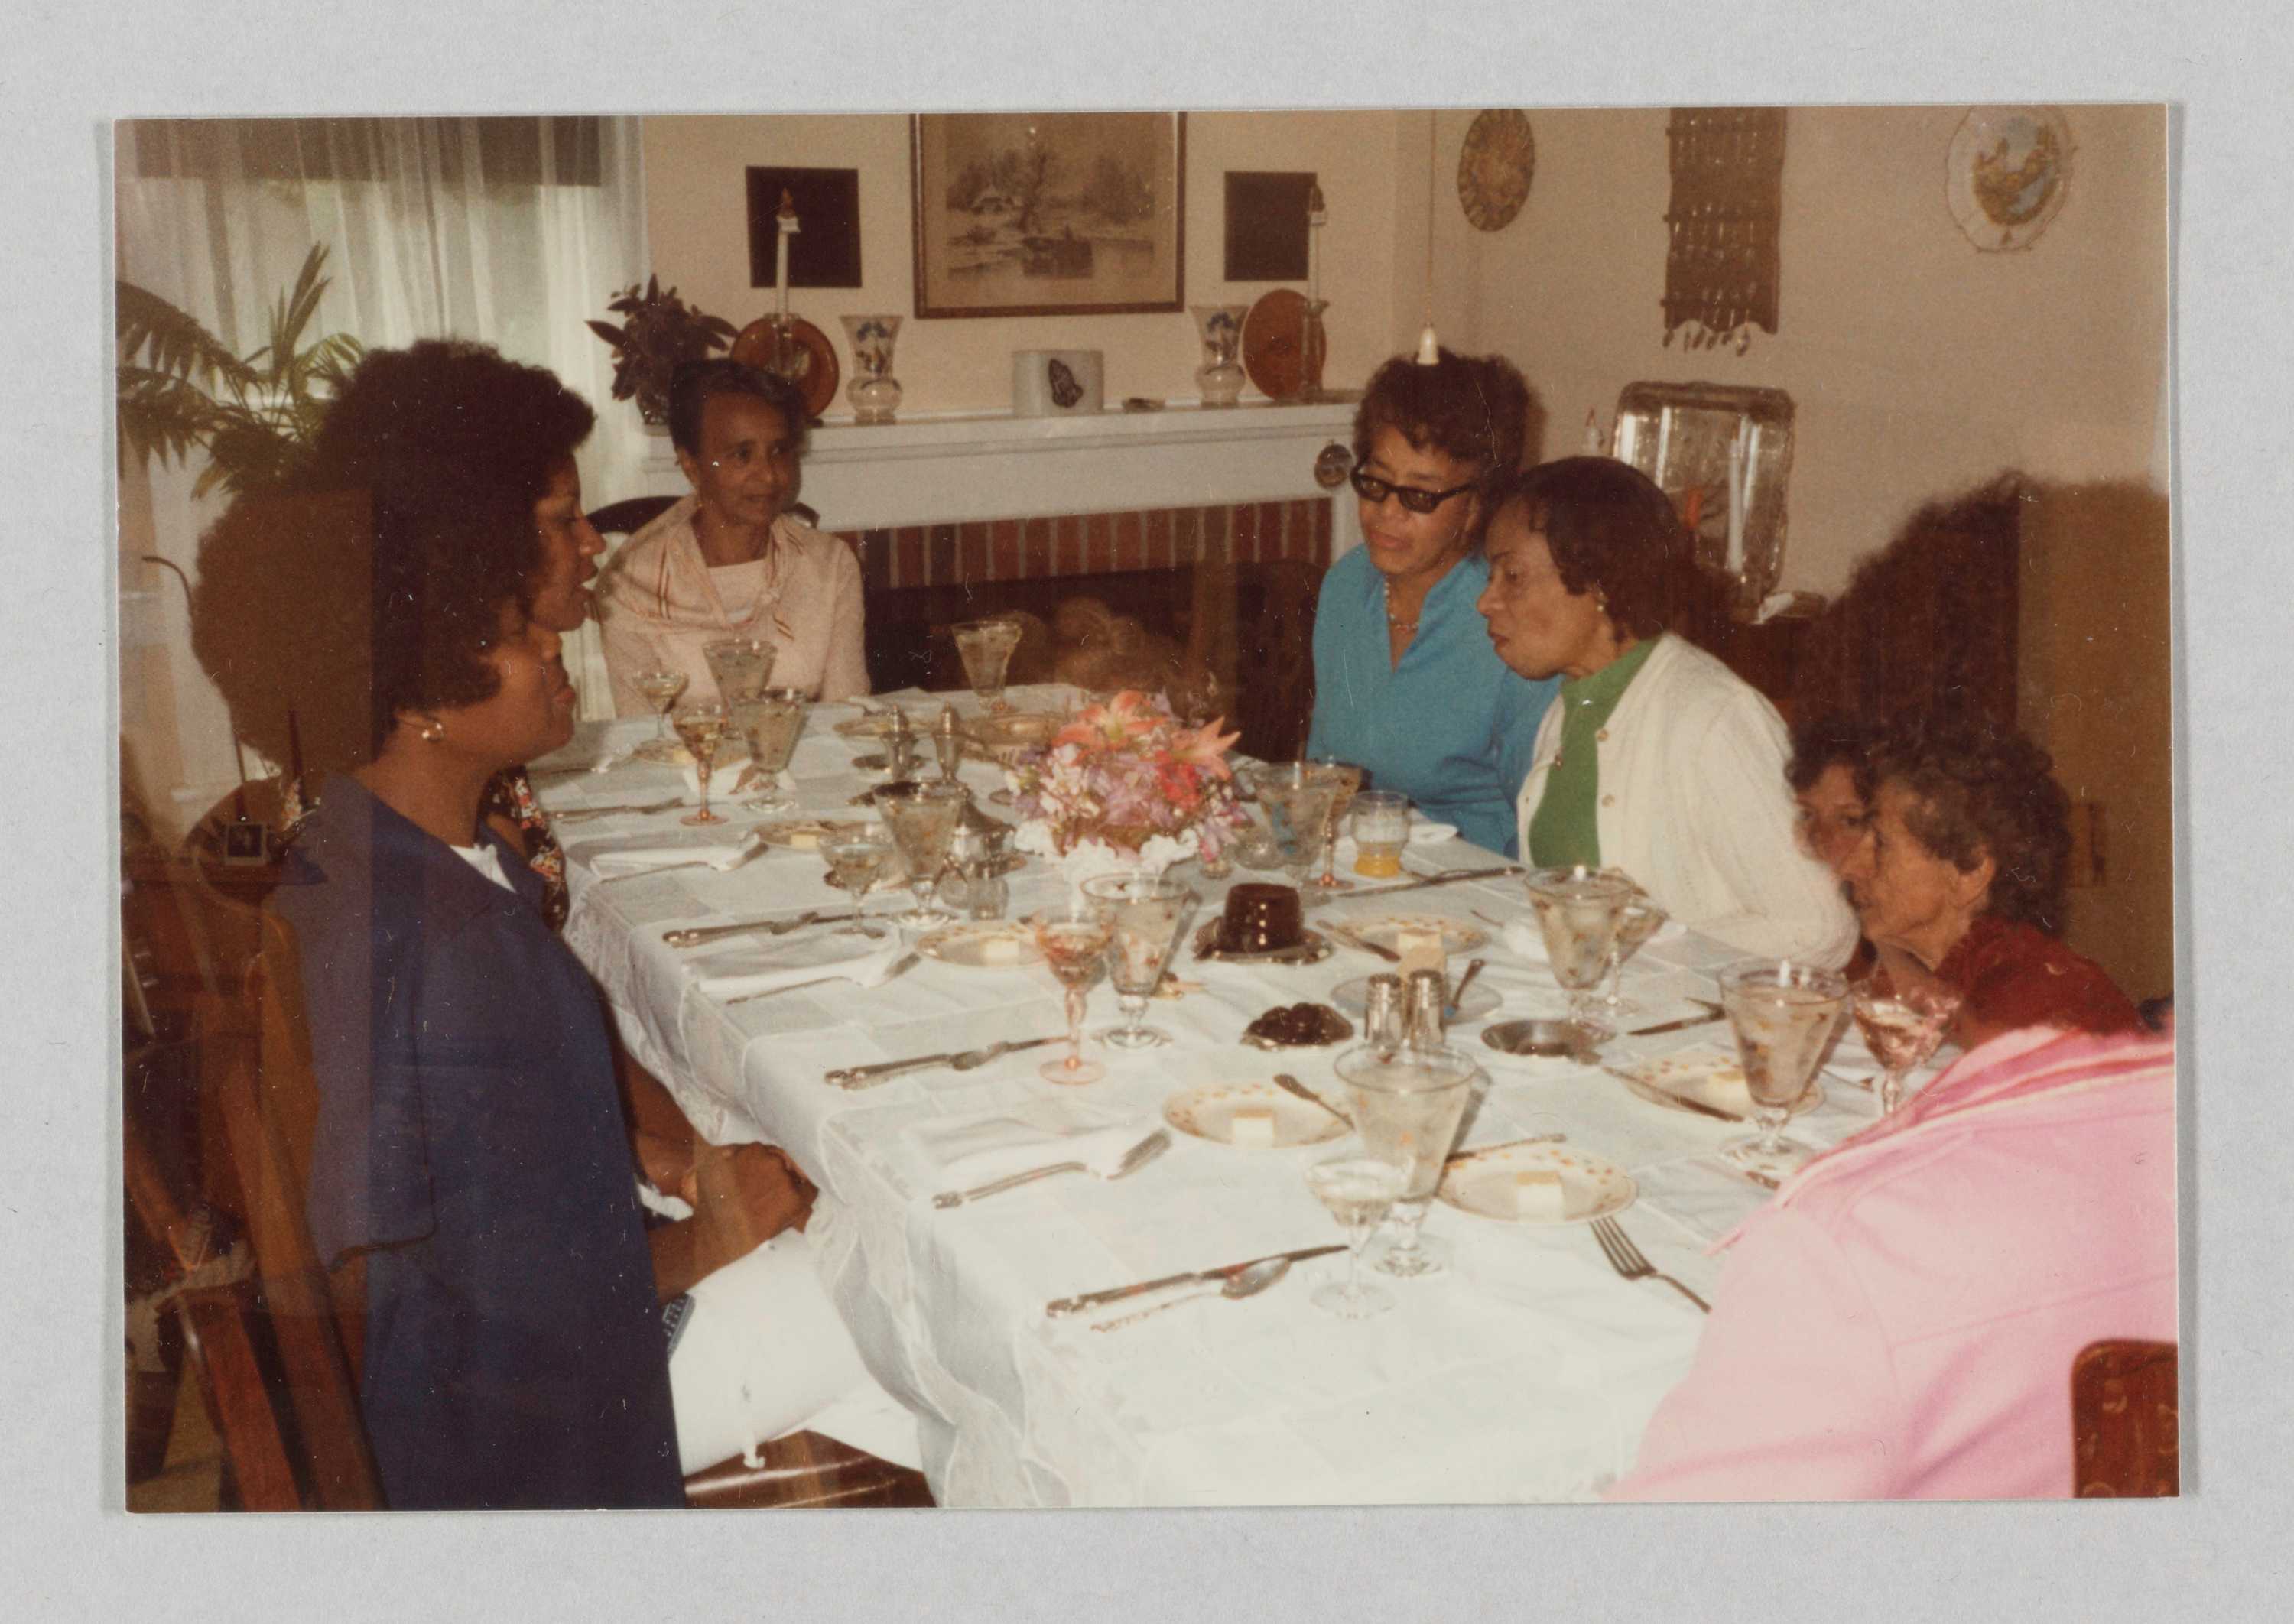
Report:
1477,458,1857,965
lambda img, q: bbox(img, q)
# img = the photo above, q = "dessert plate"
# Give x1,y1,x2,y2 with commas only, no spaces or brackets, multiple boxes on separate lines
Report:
1610,1047,1821,1121
1436,1142,1636,1226
915,922,1042,970
1162,1080,1348,1149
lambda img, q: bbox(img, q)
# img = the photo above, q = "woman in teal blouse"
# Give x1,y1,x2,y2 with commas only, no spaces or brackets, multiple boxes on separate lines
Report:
1305,349,1558,856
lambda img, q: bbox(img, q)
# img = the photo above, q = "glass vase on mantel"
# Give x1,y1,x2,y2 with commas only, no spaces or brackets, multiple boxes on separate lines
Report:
840,314,903,424
1191,304,1248,408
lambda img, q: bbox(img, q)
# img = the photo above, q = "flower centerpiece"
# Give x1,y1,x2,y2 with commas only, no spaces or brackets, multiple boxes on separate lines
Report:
1009,690,1249,893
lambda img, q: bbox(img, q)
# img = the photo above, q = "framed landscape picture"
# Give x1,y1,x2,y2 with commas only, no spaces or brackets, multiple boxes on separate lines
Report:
910,112,1185,318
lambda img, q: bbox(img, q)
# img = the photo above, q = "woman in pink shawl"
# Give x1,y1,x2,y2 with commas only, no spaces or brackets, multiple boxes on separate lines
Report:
598,359,869,712
1609,1023,2175,1500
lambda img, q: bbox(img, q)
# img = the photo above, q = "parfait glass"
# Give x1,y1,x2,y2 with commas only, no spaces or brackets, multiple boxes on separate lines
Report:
1522,866,1636,1043
874,782,967,927
1251,763,1344,904
1305,1157,1409,1319
819,823,895,936
670,703,731,825
1719,960,1850,1174
1080,872,1198,1050
1030,910,1116,1085
1851,982,1962,1116
734,686,809,814
702,636,775,706
1308,758,1365,891
952,618,1025,710
632,667,689,762
1333,1039,1481,1278
1598,893,1670,1023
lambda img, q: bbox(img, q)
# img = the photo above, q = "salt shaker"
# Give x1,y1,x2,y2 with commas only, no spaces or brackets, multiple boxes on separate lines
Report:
1361,973,1407,1054
1404,967,1448,1048
932,704,964,784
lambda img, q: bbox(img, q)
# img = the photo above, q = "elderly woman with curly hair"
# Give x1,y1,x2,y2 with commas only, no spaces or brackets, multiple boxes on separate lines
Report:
1477,456,1857,963
1303,349,1559,856
1841,711,2141,1047
598,358,869,712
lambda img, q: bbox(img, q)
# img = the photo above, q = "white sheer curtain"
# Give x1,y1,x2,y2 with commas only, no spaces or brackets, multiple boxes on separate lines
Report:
117,116,650,834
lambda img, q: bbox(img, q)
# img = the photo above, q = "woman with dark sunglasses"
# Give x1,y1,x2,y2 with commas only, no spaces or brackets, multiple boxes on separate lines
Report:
1303,349,1559,856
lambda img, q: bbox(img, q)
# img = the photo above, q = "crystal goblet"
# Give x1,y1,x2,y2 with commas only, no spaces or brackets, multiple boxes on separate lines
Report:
1333,1039,1480,1278
952,618,1024,710
1080,872,1198,1050
1030,910,1116,1084
1305,1157,1409,1318
733,686,809,814
670,702,730,825
632,667,688,762
701,636,775,706
1308,758,1365,891
1719,959,1850,1174
1851,982,1962,1116
874,781,966,927
1250,763,1344,901
819,823,895,937
1522,866,1636,1043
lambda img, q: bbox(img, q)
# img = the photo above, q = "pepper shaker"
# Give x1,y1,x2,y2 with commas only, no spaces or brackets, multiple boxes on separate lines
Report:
932,704,964,784
1403,967,1448,1049
1361,973,1407,1056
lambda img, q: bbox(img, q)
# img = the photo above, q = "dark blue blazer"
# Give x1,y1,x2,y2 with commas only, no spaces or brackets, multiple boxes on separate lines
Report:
276,777,683,1510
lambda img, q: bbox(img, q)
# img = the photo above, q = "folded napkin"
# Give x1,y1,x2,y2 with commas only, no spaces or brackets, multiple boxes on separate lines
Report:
589,833,763,877
693,932,908,1000
902,1098,1158,1191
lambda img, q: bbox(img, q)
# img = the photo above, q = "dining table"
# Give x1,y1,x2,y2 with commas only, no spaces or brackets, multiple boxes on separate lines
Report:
532,684,1925,1507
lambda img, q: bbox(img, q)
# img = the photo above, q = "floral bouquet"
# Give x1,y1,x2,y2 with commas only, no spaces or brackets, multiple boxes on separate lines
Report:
1009,690,1249,883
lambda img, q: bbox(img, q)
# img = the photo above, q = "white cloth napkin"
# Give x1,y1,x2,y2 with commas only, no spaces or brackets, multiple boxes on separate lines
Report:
692,932,908,1000
902,1098,1159,1191
589,833,763,877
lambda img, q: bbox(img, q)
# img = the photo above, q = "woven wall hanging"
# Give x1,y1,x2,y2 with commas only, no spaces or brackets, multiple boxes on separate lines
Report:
1662,108,1785,352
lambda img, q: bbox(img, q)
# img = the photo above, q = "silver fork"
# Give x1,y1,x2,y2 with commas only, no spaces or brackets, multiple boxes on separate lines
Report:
931,1129,1170,1209
1589,1216,1710,1313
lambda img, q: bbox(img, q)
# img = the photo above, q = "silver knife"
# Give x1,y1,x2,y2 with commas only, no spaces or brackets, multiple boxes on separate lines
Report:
824,1033,1065,1090
1623,1003,1726,1038
1045,1245,1348,1317
664,910,827,949
1322,924,1401,963
1442,1132,1567,1168
1347,864,1521,899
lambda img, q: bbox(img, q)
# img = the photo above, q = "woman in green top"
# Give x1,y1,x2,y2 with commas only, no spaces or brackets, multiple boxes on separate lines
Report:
1475,457,1856,964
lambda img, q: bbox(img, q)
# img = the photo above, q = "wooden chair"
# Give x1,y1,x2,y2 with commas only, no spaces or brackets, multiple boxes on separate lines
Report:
2071,1340,2179,1496
171,876,929,1510
587,497,820,536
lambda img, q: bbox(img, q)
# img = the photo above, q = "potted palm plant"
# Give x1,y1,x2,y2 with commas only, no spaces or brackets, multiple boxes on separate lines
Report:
586,275,737,427
115,243,364,497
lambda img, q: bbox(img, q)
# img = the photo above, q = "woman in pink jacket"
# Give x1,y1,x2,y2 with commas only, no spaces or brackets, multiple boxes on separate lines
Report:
1610,1024,2175,1500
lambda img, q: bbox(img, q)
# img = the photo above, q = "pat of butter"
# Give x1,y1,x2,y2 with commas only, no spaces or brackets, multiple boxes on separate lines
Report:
1511,1169,1568,1220
979,938,1024,965
1395,925,1447,979
1228,1106,1279,1147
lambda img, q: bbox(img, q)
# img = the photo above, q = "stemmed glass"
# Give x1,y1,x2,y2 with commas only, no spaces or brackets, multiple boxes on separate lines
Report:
1080,872,1198,1050
632,667,688,762
670,702,731,826
1851,982,1963,1115
952,618,1024,711
1332,1039,1481,1278
874,782,967,928
819,823,895,937
1251,763,1344,903
702,636,775,706
1522,866,1636,1042
1305,1157,1409,1319
1308,758,1365,891
1598,894,1670,1023
734,686,809,814
1030,909,1116,1084
1718,960,1850,1174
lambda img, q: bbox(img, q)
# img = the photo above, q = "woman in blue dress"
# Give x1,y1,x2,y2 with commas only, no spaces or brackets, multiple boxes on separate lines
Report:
1305,349,1558,856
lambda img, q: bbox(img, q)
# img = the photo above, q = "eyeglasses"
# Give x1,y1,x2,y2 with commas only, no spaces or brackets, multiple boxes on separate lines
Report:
1348,466,1480,515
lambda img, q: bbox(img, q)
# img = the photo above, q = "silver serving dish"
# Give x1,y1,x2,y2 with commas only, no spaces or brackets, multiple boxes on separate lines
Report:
1481,1018,1597,1060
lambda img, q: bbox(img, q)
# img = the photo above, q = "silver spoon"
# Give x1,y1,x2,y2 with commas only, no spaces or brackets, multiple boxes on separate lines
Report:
1447,957,1487,1018
1089,1255,1297,1333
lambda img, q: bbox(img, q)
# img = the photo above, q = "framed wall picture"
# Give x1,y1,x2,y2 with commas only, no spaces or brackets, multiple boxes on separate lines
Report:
745,166,863,288
911,112,1185,318
1224,171,1314,281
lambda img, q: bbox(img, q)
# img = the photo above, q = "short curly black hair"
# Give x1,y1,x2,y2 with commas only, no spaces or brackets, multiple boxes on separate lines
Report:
1785,708,1877,794
191,469,538,782
1483,456,1691,640
668,357,810,459
1860,710,2074,935
1352,348,1529,491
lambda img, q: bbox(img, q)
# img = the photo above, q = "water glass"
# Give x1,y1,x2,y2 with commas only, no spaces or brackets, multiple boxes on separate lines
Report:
702,637,775,706
875,782,966,927
1333,1039,1481,1278
1719,960,1849,1171
1350,791,1411,879
1522,866,1636,1041
670,703,730,826
953,618,1024,707
1080,872,1198,1050
733,686,808,814
1305,1157,1409,1319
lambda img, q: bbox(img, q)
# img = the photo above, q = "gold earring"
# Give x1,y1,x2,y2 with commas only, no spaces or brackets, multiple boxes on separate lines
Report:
418,717,446,743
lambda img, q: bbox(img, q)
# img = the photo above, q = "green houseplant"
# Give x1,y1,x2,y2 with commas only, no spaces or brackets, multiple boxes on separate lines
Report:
115,243,365,499
586,275,737,426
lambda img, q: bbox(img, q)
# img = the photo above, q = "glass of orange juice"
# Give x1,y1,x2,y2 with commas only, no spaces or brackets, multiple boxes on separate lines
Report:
1350,791,1411,877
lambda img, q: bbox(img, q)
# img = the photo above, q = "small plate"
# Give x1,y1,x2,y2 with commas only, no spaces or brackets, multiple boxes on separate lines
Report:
1343,915,1488,955
1437,1142,1635,1226
1191,920,1334,966
915,923,1042,969
1162,1080,1349,1149
754,817,859,851
1612,1047,1822,1121
1332,975,1501,1023
832,710,919,741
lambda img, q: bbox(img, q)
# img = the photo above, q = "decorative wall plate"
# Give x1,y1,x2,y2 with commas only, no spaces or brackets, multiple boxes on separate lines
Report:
1240,287,1324,401
1946,106,2075,252
1457,110,1535,232
731,315,842,421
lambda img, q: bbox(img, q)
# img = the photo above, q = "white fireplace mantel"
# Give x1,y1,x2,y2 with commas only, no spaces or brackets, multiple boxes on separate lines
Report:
639,398,1364,557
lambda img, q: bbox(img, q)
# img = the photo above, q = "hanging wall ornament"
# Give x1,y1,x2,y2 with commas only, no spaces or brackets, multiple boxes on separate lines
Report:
1457,110,1535,232
1946,106,2075,252
1661,108,1785,354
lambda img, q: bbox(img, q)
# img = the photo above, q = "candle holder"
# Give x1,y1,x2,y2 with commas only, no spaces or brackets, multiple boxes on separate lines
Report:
841,314,903,424
1298,297,1330,402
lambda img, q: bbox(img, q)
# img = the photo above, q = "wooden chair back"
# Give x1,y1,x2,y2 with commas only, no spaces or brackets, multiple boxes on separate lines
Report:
2071,1339,2179,1496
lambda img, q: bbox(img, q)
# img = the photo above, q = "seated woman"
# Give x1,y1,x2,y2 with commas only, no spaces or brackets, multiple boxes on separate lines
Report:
1608,1023,2175,1500
1305,349,1558,856
1479,457,1857,963
191,474,905,1509
1841,710,2143,1048
599,359,869,710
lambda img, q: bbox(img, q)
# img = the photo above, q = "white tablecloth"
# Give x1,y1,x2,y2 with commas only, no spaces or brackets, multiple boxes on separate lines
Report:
538,687,1915,1506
